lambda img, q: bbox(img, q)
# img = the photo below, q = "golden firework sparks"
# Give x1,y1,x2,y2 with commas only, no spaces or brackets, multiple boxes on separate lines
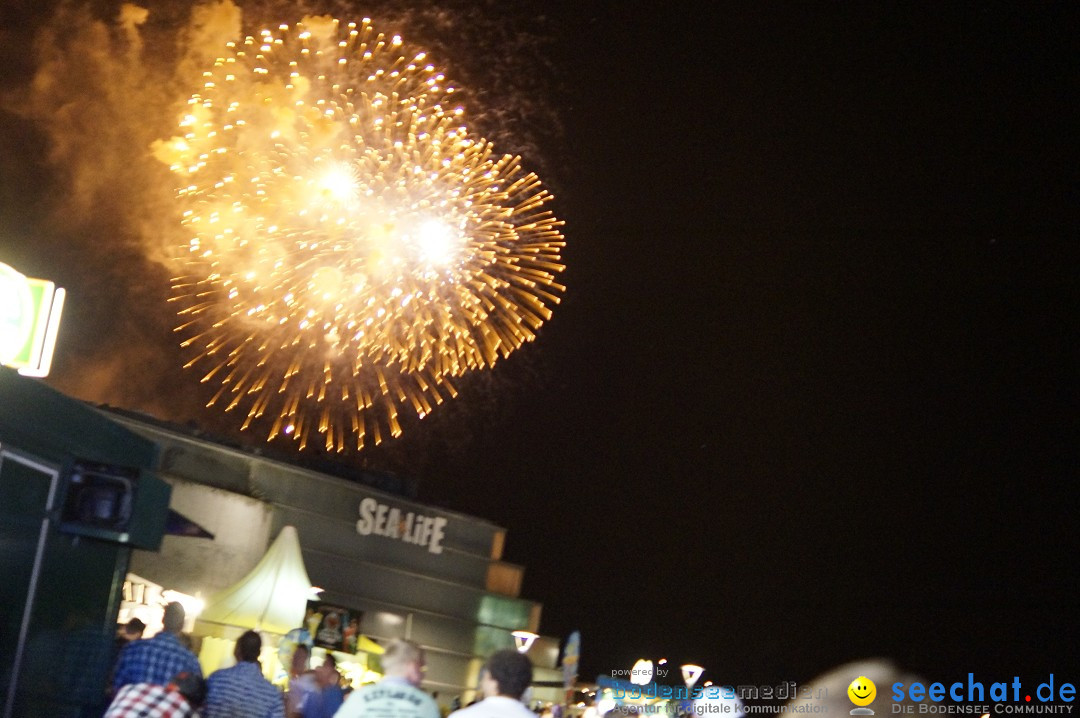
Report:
157,17,565,451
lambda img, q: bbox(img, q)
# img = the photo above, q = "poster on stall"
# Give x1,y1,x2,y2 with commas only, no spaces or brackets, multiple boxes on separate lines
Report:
305,601,363,653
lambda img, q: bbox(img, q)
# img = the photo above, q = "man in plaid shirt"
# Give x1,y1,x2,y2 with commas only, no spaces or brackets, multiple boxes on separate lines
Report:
105,670,206,717
113,603,203,691
204,630,286,718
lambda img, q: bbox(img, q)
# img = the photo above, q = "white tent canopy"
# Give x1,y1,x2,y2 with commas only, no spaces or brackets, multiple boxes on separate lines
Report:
198,525,312,636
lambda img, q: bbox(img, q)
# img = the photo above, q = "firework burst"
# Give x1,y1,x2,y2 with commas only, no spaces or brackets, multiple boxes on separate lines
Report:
157,16,565,451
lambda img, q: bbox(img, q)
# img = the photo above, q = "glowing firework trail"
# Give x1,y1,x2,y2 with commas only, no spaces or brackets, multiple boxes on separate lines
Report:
158,17,565,451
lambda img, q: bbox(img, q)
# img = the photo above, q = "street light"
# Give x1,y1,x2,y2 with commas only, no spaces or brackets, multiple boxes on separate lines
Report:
512,630,538,653
630,658,654,685
681,664,704,690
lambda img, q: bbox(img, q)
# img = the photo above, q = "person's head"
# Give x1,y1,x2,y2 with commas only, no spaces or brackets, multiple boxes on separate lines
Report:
315,654,339,688
122,618,146,640
481,650,533,700
290,643,310,676
162,602,186,635
380,639,426,687
235,630,262,663
168,671,206,707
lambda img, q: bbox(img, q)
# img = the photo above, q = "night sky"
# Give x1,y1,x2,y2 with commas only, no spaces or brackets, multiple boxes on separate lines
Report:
2,0,1078,689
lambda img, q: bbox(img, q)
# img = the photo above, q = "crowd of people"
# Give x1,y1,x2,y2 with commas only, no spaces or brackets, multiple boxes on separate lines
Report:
104,602,536,718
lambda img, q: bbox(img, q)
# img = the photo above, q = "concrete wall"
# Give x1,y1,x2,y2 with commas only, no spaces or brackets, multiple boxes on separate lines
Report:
130,478,273,597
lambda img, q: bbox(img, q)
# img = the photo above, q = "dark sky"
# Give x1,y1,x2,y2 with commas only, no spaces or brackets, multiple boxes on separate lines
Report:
408,2,1080,684
2,0,1078,689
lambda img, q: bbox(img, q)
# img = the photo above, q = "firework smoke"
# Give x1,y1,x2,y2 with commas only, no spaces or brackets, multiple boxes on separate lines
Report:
2,1,240,420
2,1,565,452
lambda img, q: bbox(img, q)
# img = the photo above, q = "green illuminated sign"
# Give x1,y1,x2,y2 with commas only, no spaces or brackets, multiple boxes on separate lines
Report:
0,262,66,377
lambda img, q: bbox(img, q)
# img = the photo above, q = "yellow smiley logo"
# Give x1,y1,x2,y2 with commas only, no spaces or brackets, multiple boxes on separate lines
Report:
848,676,877,707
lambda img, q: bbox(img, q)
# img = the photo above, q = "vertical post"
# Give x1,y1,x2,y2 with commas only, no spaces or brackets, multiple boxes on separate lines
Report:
1,452,59,718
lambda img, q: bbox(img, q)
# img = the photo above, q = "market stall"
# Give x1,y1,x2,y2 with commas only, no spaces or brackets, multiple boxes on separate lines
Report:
194,525,384,686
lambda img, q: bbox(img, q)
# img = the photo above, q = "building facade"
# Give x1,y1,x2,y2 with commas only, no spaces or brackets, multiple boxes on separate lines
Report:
108,411,562,703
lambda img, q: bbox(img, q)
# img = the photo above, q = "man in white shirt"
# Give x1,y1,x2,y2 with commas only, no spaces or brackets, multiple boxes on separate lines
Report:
333,639,439,718
448,650,534,718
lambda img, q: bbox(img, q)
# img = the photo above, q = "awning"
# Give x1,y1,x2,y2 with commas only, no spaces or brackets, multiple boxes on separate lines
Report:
164,509,215,539
355,635,384,654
